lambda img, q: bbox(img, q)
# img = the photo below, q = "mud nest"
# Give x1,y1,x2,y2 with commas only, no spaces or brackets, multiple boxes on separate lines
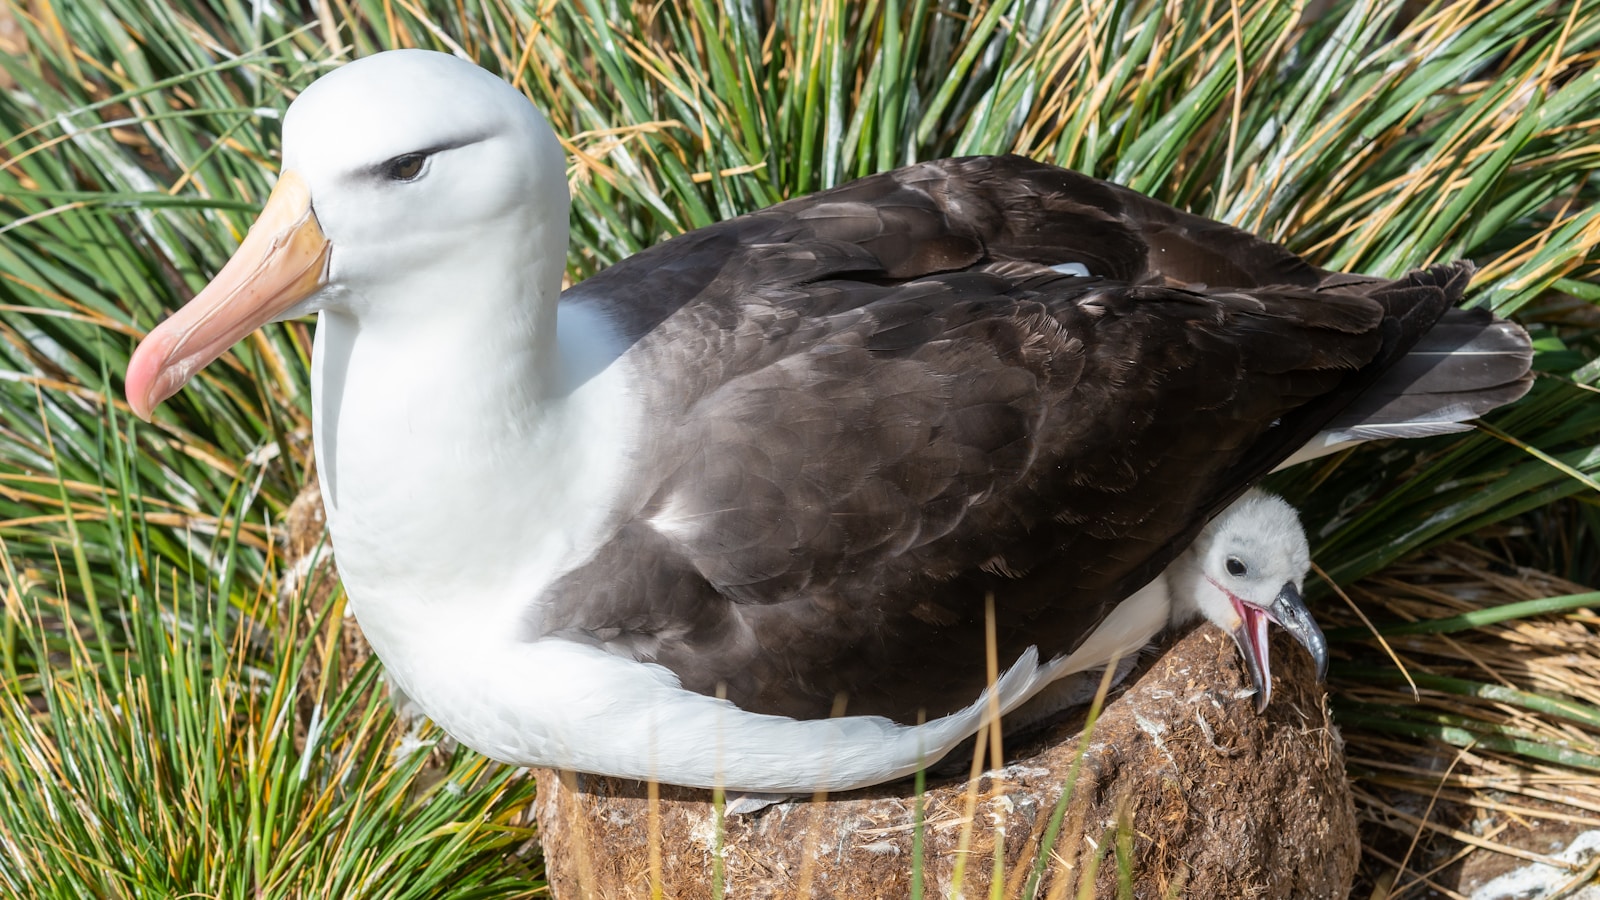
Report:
535,626,1358,898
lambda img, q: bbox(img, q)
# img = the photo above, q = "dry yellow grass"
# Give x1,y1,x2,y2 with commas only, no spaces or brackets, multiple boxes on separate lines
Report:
1327,534,1600,897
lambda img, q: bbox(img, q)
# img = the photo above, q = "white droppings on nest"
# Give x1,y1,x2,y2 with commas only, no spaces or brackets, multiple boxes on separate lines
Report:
989,794,1015,839
857,841,900,856
824,817,869,864
1135,712,1176,771
1010,793,1039,816
1193,707,1238,757
688,809,722,854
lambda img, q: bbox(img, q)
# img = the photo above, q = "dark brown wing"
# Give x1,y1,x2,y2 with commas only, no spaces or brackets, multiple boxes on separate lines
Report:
539,156,1465,723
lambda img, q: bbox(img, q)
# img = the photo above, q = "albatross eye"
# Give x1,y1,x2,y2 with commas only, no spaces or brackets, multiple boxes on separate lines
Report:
382,153,428,182
1225,557,1248,577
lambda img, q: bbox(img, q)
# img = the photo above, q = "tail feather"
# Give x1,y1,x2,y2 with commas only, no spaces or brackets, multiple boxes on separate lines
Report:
1320,308,1533,443
1279,302,1533,468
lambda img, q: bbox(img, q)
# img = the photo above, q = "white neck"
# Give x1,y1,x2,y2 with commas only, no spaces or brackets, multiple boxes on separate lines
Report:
309,255,638,658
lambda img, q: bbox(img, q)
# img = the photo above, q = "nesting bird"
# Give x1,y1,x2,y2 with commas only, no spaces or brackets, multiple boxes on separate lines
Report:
126,50,1531,792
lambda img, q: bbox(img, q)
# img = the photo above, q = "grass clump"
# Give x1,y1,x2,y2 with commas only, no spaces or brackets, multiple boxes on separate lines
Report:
0,508,541,895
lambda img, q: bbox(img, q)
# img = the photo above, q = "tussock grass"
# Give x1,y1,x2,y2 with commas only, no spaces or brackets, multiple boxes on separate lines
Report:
1,0,1598,895
0,503,541,895
1328,541,1600,896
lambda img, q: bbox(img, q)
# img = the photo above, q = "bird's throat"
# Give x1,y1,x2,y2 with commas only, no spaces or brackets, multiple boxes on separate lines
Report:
308,296,640,633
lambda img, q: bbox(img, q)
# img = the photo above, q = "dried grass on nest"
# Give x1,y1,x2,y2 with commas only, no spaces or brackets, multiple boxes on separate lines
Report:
1326,536,1600,899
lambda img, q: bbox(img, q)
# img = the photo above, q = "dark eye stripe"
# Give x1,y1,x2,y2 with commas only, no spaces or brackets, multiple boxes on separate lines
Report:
384,153,427,182
367,132,491,184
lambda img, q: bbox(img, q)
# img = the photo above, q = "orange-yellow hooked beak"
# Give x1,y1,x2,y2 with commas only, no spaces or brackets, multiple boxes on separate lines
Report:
125,170,330,421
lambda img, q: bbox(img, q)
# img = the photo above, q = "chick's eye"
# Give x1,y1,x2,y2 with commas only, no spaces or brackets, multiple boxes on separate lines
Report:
383,153,427,182
1225,557,1248,577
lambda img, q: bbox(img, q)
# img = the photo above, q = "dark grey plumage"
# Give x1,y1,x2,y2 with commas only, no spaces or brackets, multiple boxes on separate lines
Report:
1319,308,1533,443
535,155,1531,725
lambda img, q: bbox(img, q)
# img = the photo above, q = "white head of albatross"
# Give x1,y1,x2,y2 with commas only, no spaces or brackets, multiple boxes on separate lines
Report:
123,50,1529,793
125,49,575,417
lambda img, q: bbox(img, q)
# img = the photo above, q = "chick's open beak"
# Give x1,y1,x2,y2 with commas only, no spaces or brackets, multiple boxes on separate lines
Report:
1230,581,1328,713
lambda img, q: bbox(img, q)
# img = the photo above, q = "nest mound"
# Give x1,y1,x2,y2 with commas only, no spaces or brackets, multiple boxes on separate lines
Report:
535,627,1357,898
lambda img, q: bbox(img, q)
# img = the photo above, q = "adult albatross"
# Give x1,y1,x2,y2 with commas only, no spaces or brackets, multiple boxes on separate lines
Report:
124,50,1532,792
